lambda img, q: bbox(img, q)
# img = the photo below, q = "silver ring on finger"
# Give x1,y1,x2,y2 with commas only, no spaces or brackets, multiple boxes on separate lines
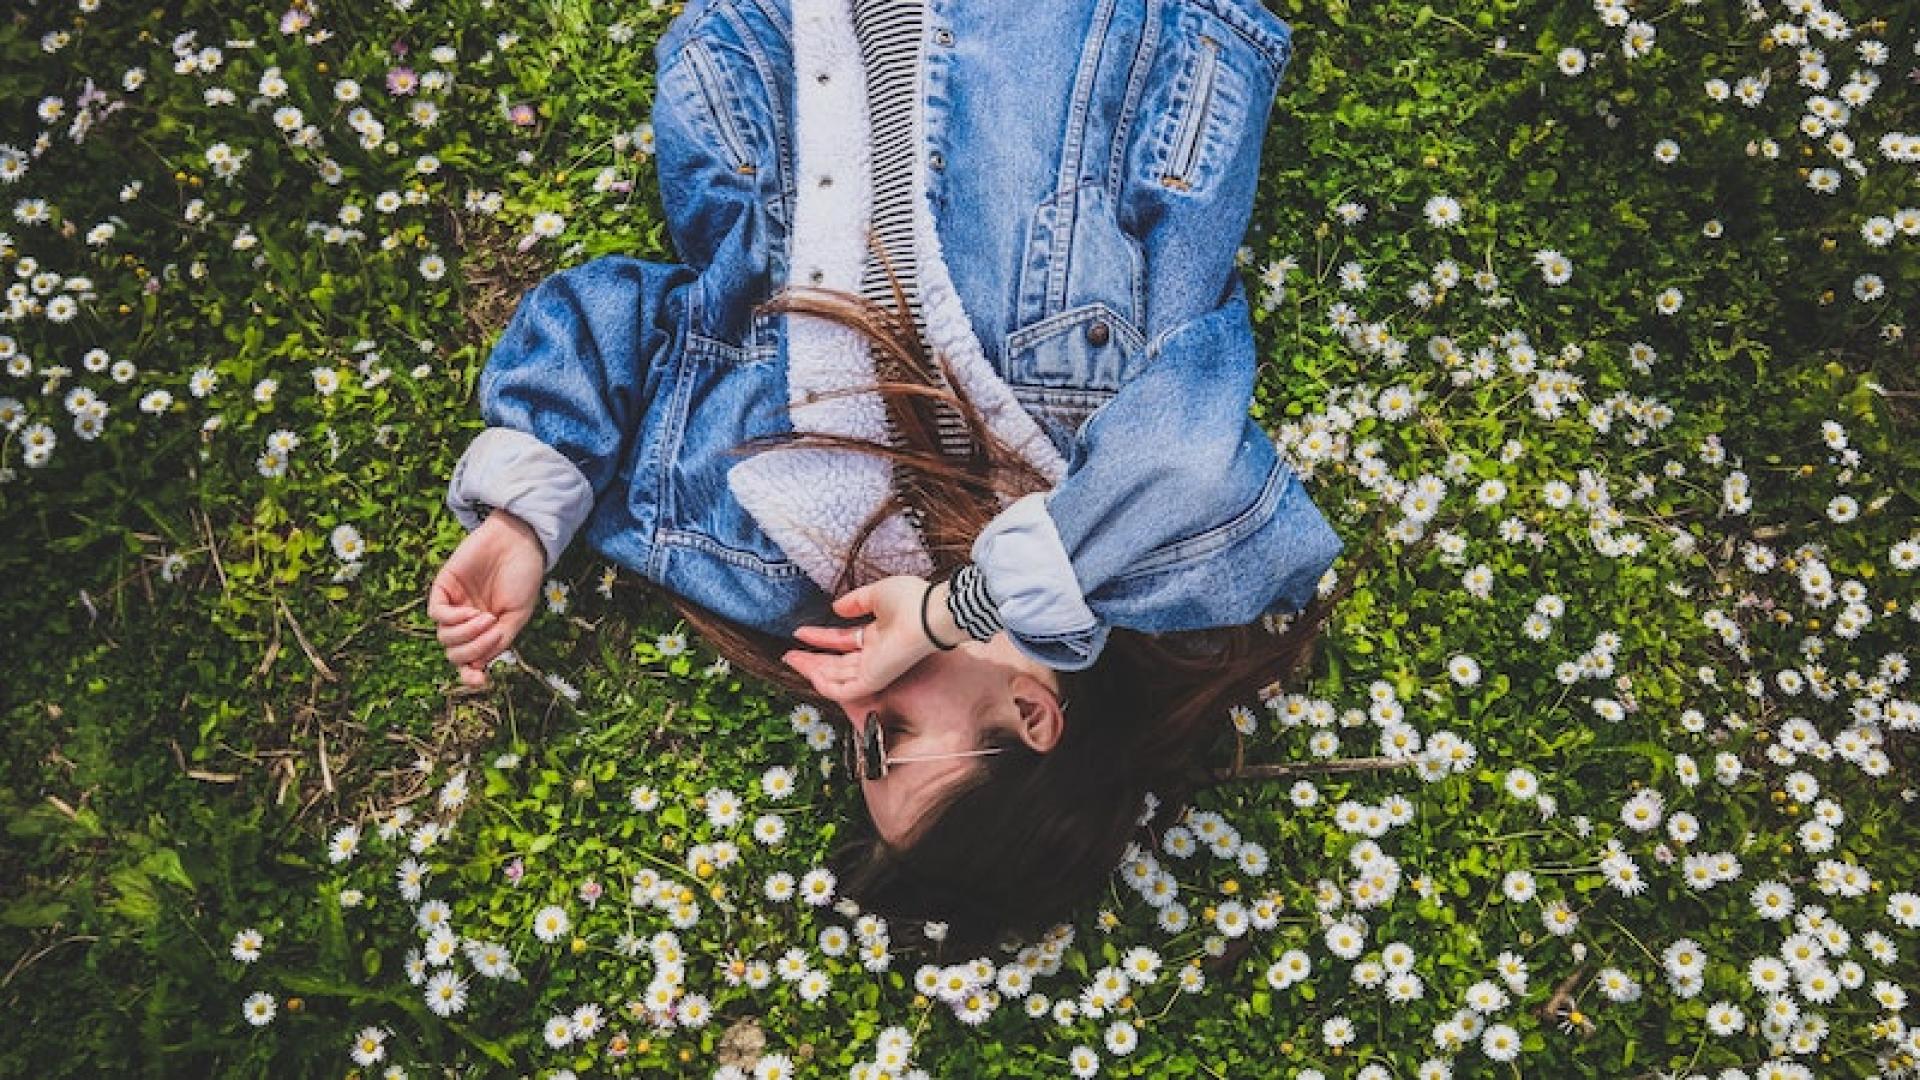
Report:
855,627,864,649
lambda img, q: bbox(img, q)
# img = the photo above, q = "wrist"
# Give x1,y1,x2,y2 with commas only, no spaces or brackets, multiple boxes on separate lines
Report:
925,578,967,649
484,505,544,557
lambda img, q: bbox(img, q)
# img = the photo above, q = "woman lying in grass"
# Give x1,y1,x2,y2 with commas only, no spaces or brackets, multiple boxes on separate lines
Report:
429,0,1346,952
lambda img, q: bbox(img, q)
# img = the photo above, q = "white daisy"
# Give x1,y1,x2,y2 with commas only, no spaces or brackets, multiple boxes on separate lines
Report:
230,928,263,963
423,970,468,1017
242,991,276,1027
532,904,570,943
1423,194,1463,228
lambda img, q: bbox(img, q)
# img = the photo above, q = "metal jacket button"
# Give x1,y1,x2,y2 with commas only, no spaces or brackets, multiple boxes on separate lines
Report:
1085,320,1110,347
934,27,954,46
928,150,945,172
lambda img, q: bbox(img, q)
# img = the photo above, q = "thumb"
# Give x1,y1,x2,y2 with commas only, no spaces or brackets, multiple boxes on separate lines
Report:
832,584,873,619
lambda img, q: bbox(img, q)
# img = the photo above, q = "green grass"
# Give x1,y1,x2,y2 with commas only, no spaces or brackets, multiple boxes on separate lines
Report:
2,1,1917,1077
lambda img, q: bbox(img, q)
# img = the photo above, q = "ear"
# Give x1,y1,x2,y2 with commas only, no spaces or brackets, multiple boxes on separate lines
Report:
1009,675,1066,754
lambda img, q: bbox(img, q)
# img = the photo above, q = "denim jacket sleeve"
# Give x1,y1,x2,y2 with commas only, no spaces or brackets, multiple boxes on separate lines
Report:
444,33,768,572
444,257,699,572
970,281,1343,672
968,8,1327,671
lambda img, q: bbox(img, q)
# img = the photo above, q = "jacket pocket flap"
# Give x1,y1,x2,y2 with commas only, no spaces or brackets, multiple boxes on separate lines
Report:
1002,302,1148,391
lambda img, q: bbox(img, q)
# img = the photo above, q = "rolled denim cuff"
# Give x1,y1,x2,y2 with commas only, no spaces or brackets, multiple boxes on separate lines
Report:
970,491,1107,671
446,426,595,574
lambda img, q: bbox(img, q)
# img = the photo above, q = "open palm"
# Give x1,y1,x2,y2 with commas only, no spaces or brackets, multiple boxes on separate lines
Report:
428,511,546,688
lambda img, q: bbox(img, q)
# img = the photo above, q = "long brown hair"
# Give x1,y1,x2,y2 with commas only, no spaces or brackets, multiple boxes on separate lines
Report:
661,255,1364,954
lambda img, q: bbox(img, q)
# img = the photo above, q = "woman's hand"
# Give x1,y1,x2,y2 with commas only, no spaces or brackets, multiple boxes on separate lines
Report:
428,509,546,689
781,574,943,701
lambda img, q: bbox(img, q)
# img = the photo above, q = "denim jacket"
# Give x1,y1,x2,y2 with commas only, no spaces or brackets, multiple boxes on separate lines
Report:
446,0,1344,671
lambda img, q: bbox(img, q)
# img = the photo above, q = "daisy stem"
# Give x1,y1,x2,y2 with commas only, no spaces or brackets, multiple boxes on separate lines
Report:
628,846,701,886
910,997,934,1045
1679,1023,1709,1076
1603,914,1663,971
1421,11,1479,39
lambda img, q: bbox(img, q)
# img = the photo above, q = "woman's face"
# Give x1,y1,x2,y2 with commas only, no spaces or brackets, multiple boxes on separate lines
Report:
818,633,1067,847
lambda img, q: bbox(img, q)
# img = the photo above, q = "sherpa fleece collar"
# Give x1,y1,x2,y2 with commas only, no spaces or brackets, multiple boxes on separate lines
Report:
724,0,1067,596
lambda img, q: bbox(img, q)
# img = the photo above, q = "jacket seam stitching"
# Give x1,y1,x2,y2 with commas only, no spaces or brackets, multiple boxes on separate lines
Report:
1013,625,1101,644
1005,299,1147,358
685,330,748,363
658,527,807,576
1106,0,1160,204
1048,0,1120,314
647,354,698,582
1010,385,1116,408
655,0,728,70
745,0,791,53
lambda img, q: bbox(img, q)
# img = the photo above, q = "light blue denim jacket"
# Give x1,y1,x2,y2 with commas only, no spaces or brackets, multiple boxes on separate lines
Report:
446,0,1344,671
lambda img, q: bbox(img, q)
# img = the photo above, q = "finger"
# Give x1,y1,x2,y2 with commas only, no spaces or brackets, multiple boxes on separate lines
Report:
782,650,842,699
787,645,864,687
832,584,872,618
489,606,531,648
794,625,862,651
437,610,496,648
808,652,863,693
429,574,471,623
459,663,489,689
446,626,504,667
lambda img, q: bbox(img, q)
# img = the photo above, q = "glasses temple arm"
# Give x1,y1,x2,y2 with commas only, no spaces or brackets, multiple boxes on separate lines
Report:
885,747,1007,765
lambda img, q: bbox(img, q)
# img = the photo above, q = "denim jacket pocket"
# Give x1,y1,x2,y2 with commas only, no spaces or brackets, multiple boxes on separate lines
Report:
680,38,760,178
1140,4,1283,198
1002,302,1147,458
686,279,789,366
657,29,785,322
658,348,806,580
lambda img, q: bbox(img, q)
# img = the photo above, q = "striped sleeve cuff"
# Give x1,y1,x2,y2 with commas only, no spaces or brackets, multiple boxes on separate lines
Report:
945,562,1005,643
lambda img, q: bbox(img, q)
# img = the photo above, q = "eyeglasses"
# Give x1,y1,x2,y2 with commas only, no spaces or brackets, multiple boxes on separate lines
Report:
844,693,1069,783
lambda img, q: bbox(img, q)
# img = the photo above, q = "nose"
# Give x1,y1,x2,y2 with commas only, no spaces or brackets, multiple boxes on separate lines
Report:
832,696,879,734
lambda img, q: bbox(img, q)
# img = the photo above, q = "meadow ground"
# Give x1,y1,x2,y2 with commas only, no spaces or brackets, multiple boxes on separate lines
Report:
1,1,1917,1077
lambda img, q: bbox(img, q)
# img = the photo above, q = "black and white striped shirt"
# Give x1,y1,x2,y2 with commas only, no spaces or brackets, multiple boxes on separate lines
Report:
851,4,1006,639
851,0,975,482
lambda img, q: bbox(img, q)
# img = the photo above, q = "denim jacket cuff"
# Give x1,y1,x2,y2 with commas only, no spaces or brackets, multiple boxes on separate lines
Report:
970,491,1108,671
446,426,595,574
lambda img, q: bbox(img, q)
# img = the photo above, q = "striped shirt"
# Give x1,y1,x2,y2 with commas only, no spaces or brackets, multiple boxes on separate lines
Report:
851,0,975,539
852,0,928,344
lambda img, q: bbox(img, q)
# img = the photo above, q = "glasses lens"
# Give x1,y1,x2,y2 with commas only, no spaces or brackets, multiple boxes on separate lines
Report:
864,713,885,781
842,716,859,779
